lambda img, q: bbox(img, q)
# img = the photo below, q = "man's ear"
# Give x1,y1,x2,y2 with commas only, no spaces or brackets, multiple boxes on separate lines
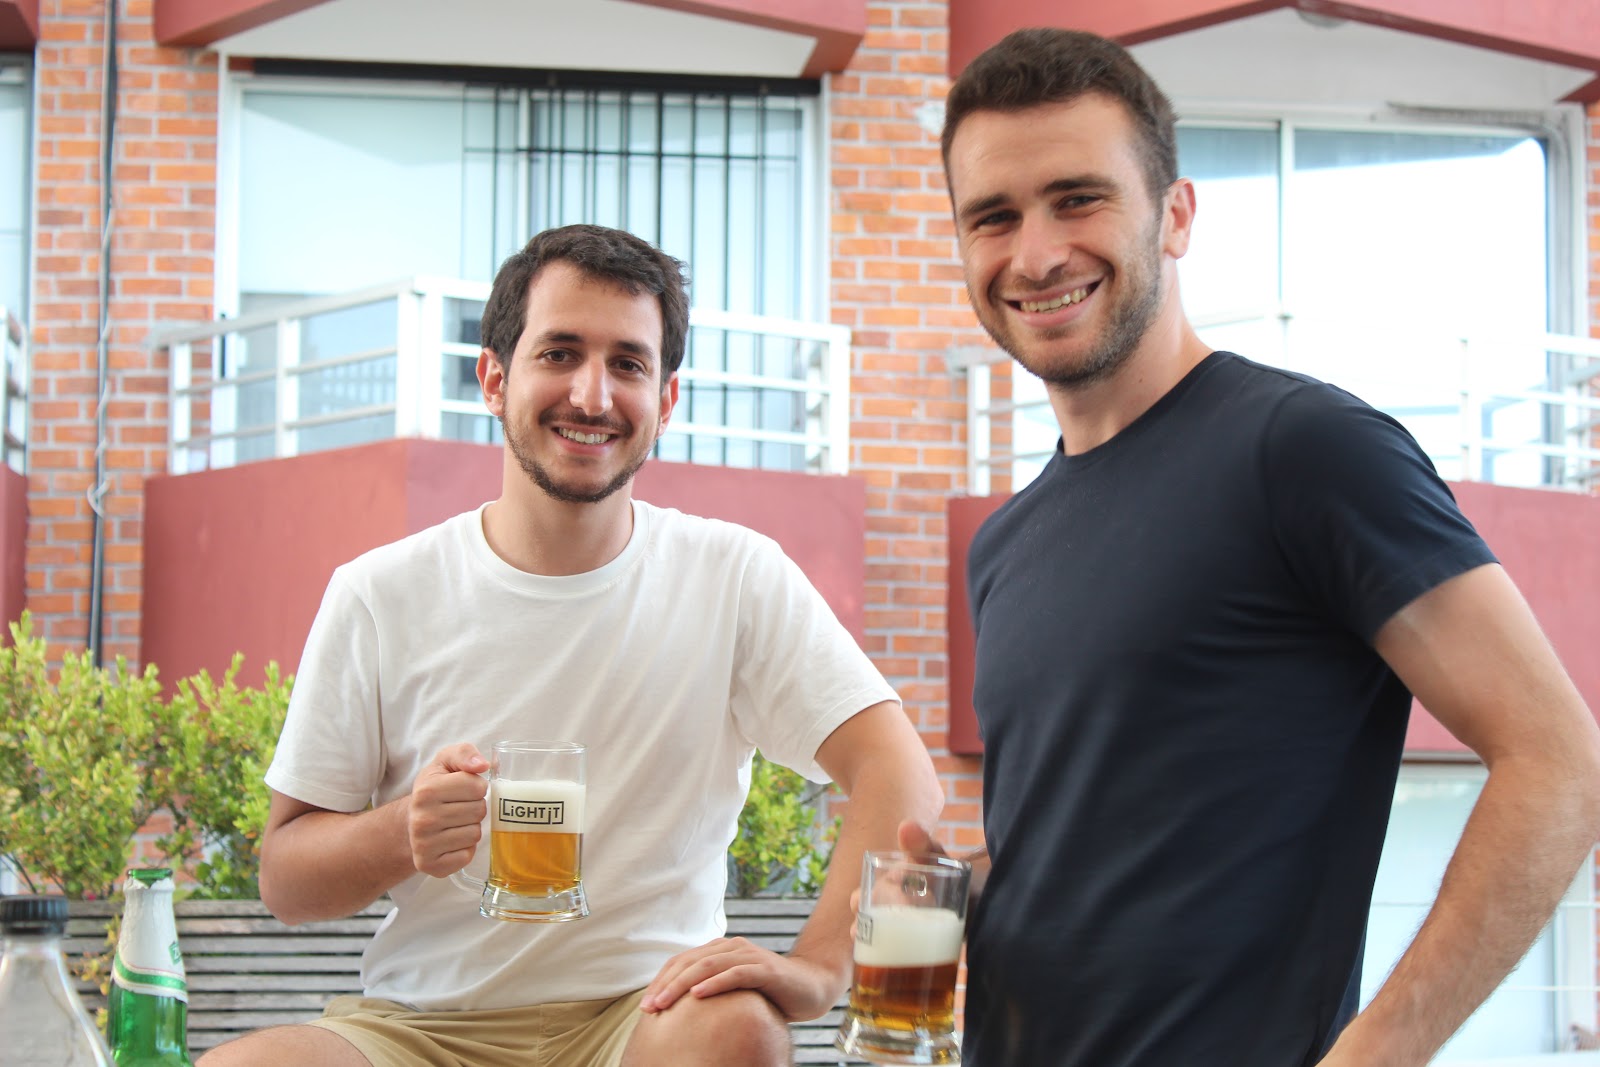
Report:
478,349,506,417
657,372,679,440
1162,178,1198,260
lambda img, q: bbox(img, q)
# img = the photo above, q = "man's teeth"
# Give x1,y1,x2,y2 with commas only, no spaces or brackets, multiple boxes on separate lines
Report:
557,428,610,445
1020,287,1090,313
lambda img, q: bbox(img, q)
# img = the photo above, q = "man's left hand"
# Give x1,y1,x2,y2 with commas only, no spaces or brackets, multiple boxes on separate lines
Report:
638,937,839,1021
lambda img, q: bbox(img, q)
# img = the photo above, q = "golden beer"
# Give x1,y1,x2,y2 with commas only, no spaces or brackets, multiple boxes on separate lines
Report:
483,778,586,916
837,872,968,1066
847,958,960,1035
847,905,963,1037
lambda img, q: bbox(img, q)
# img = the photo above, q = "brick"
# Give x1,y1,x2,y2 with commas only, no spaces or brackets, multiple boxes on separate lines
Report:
862,260,922,281
864,168,924,189
849,53,893,74
862,213,919,234
862,307,921,327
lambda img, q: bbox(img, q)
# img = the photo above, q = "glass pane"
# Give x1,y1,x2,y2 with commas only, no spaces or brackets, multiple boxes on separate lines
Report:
442,410,500,445
297,354,396,418
444,298,484,347
298,412,395,455
1284,129,1548,485
1176,126,1280,321
239,90,473,297
1367,766,1571,1058
441,354,481,402
0,72,25,316
301,300,398,364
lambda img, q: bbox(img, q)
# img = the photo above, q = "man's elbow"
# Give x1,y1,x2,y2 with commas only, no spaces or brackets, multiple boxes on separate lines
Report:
257,858,312,926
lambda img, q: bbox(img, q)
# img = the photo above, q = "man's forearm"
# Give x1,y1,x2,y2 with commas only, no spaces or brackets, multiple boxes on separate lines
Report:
1321,755,1600,1066
790,755,945,1000
260,797,417,924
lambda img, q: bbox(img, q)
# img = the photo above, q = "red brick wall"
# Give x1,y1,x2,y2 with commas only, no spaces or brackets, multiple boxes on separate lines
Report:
831,0,986,850
28,0,214,662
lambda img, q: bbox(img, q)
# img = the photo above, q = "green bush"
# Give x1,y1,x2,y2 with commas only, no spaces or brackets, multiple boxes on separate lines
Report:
0,615,288,901
728,752,839,897
160,656,291,899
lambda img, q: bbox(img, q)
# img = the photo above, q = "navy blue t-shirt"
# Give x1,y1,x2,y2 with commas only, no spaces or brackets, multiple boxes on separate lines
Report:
963,352,1495,1067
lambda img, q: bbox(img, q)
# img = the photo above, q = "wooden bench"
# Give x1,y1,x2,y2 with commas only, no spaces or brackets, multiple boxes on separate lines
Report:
68,896,869,1065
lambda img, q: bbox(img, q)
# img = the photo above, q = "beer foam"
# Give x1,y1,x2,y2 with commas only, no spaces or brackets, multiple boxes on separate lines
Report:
853,905,964,966
491,778,586,832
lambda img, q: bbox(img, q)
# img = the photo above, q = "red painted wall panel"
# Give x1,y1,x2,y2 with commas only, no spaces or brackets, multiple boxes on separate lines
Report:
152,0,866,74
141,440,868,689
0,0,39,51
947,483,1600,758
0,466,25,635
947,0,1600,81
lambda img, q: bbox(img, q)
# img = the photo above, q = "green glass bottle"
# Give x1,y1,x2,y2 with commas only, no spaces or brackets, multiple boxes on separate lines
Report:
108,868,195,1066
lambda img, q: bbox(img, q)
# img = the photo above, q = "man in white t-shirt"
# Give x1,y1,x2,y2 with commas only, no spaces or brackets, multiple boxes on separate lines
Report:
199,224,943,1067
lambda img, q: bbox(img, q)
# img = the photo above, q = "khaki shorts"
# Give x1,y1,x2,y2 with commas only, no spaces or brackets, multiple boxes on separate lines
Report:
306,990,646,1067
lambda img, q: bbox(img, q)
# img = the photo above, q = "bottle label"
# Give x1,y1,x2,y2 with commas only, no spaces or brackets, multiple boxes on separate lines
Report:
111,954,188,1002
115,874,189,1004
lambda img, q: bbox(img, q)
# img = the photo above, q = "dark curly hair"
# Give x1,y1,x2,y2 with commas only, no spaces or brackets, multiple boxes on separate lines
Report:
480,225,690,383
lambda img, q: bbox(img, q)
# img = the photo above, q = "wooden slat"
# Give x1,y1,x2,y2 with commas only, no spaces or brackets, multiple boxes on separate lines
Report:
187,979,366,998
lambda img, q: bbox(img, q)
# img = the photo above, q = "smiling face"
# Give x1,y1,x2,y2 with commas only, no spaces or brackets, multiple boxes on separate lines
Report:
947,94,1190,389
479,260,676,506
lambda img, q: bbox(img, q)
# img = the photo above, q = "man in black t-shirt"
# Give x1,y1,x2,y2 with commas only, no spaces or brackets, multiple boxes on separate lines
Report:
908,27,1600,1067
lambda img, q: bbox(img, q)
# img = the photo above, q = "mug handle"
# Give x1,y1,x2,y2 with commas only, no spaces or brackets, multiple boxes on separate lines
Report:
450,868,486,895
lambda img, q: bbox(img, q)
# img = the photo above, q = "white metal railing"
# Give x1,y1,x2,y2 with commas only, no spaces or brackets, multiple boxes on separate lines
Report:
959,309,1600,495
1,304,25,473
153,278,853,477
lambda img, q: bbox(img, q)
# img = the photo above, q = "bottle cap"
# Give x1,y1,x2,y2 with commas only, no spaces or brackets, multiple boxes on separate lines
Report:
0,895,70,935
127,867,173,886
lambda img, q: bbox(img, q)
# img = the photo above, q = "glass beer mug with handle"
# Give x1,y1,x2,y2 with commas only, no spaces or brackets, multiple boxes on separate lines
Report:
450,740,589,922
835,851,971,1065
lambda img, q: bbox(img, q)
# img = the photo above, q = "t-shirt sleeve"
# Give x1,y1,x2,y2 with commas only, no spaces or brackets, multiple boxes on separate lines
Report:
263,570,386,812
1261,384,1498,643
728,536,899,783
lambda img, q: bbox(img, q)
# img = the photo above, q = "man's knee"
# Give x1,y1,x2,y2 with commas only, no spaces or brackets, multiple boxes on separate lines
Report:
196,1024,370,1067
623,990,791,1067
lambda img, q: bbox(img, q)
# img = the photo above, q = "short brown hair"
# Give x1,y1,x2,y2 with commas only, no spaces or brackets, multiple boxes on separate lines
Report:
480,224,690,383
941,28,1178,201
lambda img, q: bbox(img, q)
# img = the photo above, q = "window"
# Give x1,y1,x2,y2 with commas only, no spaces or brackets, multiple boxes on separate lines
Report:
0,61,28,320
219,72,829,473
0,61,29,474
1367,764,1596,1058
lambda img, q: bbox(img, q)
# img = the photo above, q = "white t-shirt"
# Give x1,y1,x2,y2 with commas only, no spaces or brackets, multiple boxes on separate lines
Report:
265,500,895,1011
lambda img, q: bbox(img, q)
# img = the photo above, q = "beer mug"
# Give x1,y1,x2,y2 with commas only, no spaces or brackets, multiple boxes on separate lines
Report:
835,851,970,1065
450,740,589,922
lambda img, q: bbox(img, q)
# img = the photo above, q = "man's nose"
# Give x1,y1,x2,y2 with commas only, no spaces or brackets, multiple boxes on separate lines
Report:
1011,214,1068,286
569,360,612,414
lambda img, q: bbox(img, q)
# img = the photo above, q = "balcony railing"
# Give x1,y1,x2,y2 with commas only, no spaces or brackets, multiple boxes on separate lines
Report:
155,278,853,477
958,308,1600,495
1,305,25,474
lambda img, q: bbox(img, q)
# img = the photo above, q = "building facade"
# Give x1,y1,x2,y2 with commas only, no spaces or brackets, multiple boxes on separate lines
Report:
3,0,1600,1058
